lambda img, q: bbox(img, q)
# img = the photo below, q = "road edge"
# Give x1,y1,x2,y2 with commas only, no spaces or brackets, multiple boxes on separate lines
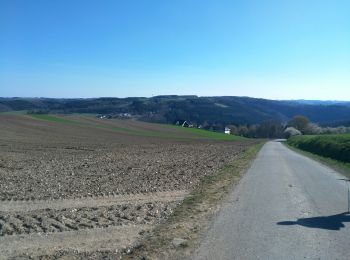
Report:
124,141,265,260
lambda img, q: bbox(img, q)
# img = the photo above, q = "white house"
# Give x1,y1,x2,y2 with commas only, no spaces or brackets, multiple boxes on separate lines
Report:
224,127,231,134
182,121,189,127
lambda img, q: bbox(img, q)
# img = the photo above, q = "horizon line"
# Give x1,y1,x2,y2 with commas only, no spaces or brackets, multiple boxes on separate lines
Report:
0,96,349,102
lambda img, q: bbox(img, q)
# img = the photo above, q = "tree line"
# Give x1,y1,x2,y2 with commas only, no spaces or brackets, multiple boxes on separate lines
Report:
225,115,350,139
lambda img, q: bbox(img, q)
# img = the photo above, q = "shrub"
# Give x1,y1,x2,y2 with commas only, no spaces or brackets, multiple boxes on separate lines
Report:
288,134,350,163
284,127,302,139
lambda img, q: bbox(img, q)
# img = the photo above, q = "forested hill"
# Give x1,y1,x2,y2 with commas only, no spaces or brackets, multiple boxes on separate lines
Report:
1,96,350,126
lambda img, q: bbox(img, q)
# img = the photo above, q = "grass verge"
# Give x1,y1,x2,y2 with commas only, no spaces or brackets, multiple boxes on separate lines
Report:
284,143,350,178
124,141,265,260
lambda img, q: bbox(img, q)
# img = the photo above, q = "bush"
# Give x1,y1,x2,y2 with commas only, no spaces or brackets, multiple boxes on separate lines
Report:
284,127,301,139
288,134,350,163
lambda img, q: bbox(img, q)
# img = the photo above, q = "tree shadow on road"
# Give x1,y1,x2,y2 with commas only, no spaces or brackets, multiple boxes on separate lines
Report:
277,212,350,230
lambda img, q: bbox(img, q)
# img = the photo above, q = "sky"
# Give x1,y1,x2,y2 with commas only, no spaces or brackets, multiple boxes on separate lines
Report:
1,0,349,100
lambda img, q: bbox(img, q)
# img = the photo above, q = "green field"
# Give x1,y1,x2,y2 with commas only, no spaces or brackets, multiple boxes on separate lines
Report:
164,125,245,141
28,114,245,141
287,134,350,163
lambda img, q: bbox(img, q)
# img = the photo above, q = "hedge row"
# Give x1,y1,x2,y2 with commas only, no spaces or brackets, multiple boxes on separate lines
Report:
288,134,350,163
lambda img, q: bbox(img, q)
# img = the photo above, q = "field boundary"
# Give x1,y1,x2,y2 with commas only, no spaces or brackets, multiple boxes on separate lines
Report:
124,142,265,260
284,143,350,178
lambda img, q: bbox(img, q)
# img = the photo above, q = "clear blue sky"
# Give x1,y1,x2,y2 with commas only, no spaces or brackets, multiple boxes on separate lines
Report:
1,0,349,100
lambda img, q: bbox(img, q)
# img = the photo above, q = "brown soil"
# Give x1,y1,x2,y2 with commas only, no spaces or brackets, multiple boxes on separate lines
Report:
0,115,257,259
0,202,176,236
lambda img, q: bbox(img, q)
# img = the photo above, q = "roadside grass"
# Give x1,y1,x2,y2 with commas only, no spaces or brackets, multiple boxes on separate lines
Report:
124,141,265,260
285,143,350,179
27,114,245,141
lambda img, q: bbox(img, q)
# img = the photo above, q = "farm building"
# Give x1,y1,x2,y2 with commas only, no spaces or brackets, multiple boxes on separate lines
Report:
175,120,190,127
182,121,190,127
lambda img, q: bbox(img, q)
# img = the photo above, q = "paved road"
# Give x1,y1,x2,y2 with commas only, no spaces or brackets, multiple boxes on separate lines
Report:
193,141,350,260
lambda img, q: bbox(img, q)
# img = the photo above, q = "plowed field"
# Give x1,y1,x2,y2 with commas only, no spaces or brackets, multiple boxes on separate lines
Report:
0,114,256,259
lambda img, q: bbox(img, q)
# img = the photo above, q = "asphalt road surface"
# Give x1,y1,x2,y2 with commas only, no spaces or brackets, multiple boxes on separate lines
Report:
193,141,350,260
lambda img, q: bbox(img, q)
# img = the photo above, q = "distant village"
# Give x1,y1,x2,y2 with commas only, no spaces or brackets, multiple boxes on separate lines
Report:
174,120,232,134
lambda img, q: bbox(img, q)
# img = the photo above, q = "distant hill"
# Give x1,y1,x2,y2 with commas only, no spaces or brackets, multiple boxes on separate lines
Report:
1,96,350,126
285,100,350,106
